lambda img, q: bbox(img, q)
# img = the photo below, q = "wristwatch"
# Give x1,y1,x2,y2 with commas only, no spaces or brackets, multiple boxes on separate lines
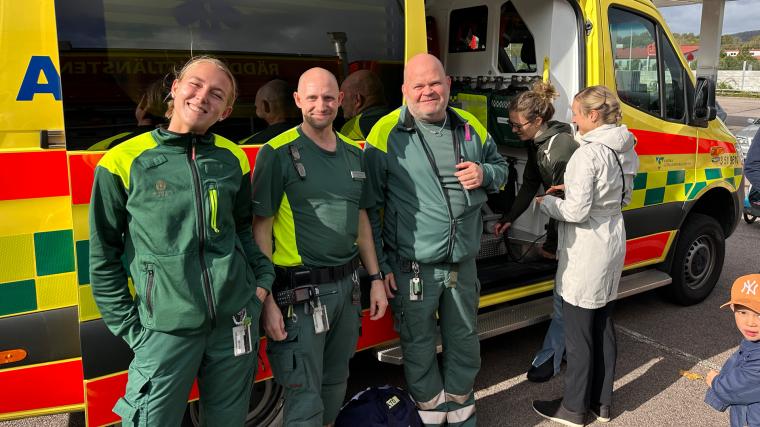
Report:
367,272,385,282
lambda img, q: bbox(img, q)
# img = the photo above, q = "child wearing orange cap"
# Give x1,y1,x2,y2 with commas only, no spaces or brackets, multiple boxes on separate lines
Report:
705,274,760,427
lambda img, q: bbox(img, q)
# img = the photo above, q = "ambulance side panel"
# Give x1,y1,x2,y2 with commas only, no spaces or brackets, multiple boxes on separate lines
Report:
0,0,84,421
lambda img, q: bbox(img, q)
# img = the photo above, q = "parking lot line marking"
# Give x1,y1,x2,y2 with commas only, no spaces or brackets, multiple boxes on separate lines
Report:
617,325,722,371
474,374,527,401
613,357,663,389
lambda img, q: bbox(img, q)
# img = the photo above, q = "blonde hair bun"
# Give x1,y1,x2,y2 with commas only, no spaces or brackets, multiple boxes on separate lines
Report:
531,80,559,103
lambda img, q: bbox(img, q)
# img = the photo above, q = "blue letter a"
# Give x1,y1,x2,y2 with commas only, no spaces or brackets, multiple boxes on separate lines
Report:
17,56,62,101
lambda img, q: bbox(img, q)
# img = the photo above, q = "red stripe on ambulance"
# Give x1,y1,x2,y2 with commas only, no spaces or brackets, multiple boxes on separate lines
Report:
630,129,735,156
68,153,103,205
624,231,672,266
0,151,69,201
0,359,84,414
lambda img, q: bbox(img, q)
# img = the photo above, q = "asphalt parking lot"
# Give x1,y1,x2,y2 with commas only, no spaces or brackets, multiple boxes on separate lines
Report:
718,96,760,133
4,97,758,427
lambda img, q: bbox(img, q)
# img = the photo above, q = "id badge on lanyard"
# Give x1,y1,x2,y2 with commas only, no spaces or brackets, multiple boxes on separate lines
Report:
232,308,253,357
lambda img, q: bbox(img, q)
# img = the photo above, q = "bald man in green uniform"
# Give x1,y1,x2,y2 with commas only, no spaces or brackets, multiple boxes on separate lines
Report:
339,69,391,141
364,54,507,427
252,67,389,427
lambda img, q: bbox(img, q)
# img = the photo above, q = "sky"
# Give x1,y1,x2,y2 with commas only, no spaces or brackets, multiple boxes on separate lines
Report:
660,0,760,35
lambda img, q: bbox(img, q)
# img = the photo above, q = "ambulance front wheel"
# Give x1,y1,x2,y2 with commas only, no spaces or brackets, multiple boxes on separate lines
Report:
667,213,725,305
186,378,284,426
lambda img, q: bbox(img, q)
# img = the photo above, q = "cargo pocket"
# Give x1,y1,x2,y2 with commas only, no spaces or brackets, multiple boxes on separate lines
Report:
389,289,405,335
269,348,312,391
113,366,151,426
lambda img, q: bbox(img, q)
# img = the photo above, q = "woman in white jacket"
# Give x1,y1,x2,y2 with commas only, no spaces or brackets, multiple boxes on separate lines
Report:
532,85,639,426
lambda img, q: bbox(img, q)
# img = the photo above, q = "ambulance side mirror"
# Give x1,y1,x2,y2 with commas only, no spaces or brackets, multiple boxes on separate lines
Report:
692,76,717,127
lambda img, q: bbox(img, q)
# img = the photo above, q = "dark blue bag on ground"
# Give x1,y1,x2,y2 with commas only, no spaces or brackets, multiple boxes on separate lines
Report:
749,186,760,207
335,385,422,427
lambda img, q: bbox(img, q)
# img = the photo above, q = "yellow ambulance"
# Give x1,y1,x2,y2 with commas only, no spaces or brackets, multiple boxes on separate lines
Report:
0,0,741,425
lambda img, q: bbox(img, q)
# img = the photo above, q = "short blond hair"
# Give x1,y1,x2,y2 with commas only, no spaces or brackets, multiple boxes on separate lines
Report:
166,56,238,119
573,85,622,125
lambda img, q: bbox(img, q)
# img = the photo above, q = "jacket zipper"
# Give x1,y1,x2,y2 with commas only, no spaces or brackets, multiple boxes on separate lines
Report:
146,264,154,316
188,137,217,325
414,120,457,260
209,184,220,233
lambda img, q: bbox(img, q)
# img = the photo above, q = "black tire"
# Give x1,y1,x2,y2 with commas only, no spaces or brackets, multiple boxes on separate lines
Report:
744,213,757,224
667,213,725,305
186,378,284,427
67,411,86,427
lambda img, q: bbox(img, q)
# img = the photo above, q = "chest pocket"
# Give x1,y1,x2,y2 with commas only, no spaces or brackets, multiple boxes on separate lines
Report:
198,156,241,238
134,154,186,208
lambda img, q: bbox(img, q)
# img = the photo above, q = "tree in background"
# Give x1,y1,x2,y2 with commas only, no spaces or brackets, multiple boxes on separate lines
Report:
720,46,759,70
748,35,760,49
673,32,699,46
721,34,742,50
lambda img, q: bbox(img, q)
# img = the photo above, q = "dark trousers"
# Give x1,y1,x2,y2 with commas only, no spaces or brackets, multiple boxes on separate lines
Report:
543,218,559,254
562,300,617,413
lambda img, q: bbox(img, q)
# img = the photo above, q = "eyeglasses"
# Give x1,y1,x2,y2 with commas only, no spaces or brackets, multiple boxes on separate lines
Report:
507,119,533,130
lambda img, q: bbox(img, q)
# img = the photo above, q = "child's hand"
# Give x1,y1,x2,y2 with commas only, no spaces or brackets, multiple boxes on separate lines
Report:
705,370,719,387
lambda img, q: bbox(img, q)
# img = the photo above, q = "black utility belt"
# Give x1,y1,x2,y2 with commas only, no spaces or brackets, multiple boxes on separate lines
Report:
275,258,360,287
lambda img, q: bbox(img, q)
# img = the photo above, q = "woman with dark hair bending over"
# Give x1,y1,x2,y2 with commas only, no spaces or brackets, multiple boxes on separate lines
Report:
494,80,578,382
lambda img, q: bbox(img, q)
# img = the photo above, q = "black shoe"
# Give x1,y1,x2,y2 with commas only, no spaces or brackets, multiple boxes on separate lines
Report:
532,399,586,427
527,356,554,382
590,404,611,422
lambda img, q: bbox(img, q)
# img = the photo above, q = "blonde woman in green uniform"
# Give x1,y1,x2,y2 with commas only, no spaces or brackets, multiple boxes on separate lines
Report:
89,56,274,426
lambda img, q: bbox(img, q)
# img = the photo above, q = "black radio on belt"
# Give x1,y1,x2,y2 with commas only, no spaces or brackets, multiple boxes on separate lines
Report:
274,285,314,307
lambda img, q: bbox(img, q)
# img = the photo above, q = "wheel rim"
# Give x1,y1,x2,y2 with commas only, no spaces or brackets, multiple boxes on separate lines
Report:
246,378,284,425
682,235,716,290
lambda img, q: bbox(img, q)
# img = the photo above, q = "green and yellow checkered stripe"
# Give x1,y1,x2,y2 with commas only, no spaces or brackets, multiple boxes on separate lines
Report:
628,167,743,209
688,167,743,199
0,229,78,318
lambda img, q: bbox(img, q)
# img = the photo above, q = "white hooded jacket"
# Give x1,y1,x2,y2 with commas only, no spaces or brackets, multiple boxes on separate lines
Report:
540,124,640,309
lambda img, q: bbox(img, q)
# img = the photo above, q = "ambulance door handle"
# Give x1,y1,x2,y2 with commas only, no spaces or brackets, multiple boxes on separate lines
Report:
40,129,66,149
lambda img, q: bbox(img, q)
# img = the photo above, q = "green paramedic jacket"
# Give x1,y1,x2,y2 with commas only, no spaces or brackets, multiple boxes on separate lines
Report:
364,106,508,273
89,129,274,346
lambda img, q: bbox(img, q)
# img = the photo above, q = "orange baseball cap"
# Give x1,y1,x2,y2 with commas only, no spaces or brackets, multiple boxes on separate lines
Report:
721,274,760,313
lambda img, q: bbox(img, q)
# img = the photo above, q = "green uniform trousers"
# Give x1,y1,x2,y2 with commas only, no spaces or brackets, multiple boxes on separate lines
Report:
389,255,480,427
267,276,362,426
113,297,262,427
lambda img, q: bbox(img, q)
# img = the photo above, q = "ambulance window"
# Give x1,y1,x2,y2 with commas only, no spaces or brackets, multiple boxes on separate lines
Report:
498,2,536,73
54,0,405,150
449,6,488,53
609,8,661,116
659,29,686,121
